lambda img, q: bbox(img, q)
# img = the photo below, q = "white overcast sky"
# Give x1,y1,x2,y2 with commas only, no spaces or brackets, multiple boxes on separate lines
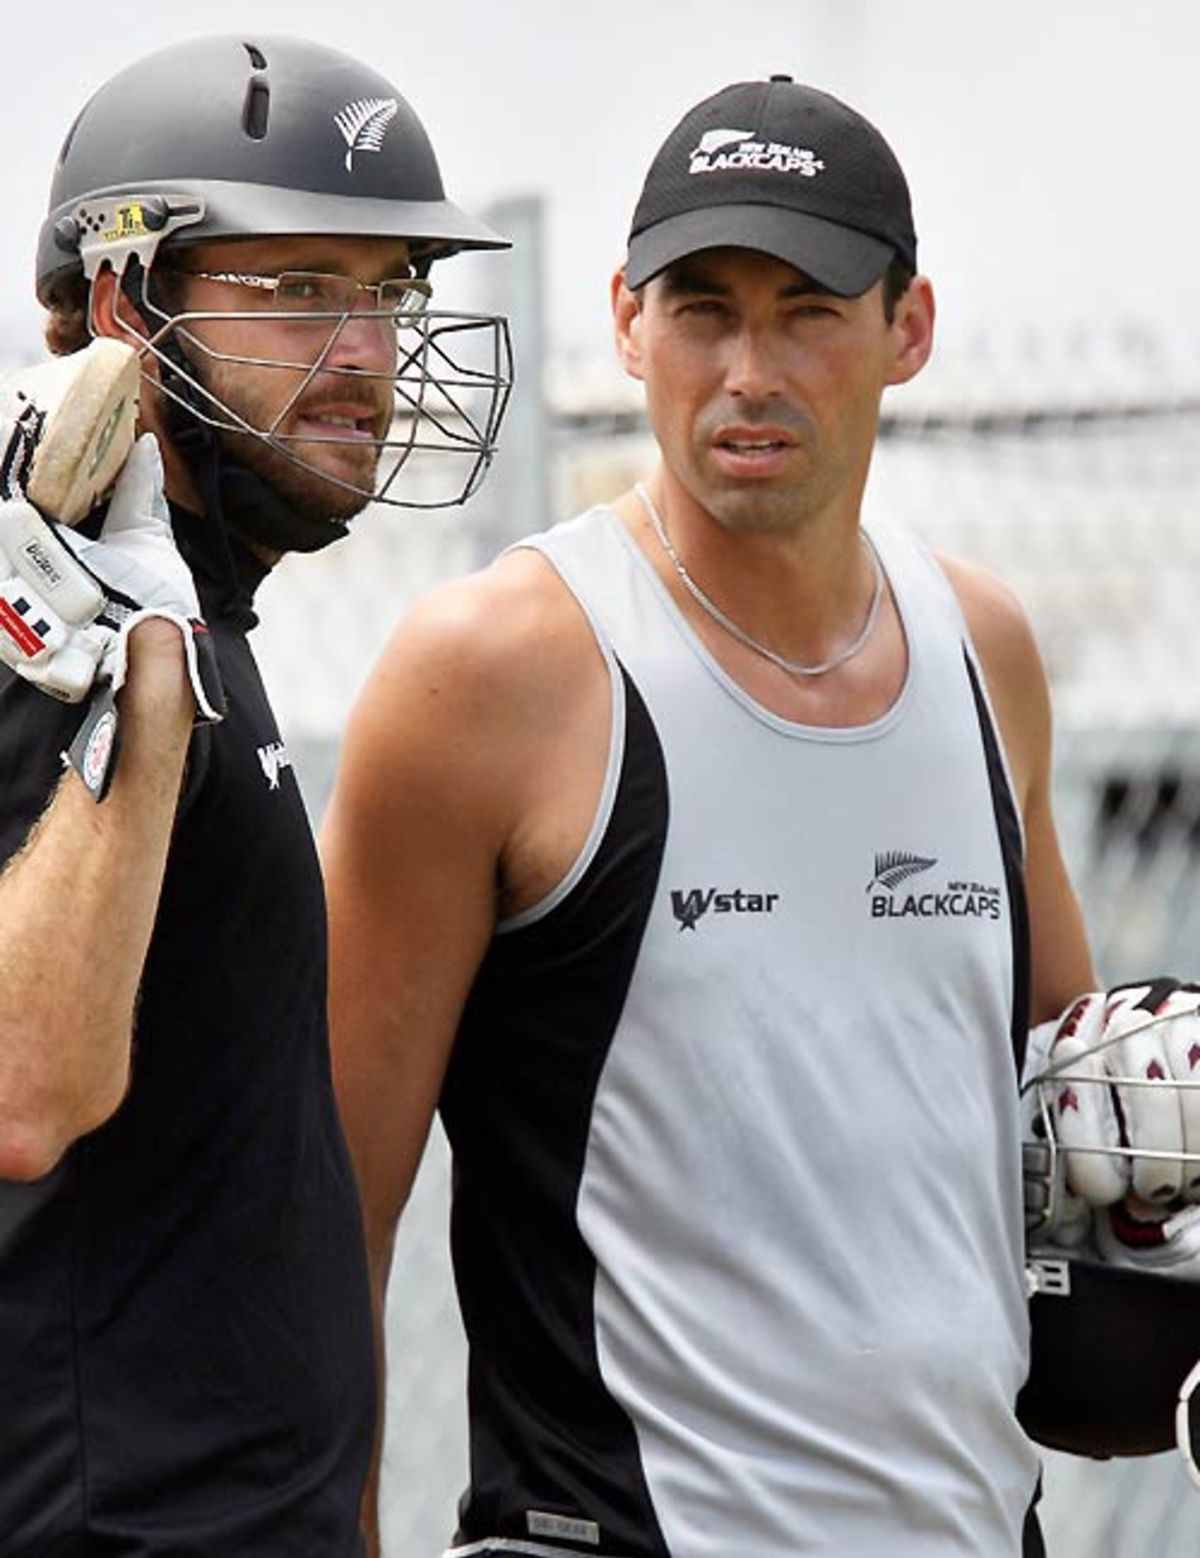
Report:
3,0,1199,368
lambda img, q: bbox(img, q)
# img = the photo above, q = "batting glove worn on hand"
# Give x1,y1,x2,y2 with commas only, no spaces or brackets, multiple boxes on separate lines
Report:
1024,979,1200,1220
0,499,108,699
0,434,224,722
64,434,224,722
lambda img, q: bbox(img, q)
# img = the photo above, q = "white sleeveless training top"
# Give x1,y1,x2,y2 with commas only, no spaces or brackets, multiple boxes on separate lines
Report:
440,506,1041,1558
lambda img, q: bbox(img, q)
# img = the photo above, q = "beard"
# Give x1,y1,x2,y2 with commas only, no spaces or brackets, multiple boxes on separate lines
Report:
180,335,394,524
215,418,380,524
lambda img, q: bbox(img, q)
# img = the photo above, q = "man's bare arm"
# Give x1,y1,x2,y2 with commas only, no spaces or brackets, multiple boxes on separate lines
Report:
323,580,526,1556
942,553,1097,1021
323,552,611,1554
0,623,192,1180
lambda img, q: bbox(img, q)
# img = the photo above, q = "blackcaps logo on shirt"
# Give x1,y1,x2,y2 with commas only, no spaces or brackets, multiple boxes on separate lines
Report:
670,886,781,931
867,849,1001,921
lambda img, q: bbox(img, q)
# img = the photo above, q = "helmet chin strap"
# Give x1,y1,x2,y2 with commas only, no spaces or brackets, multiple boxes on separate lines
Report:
212,455,351,556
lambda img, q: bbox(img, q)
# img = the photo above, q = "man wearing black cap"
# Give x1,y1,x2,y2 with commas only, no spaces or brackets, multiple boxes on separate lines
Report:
325,77,1190,1556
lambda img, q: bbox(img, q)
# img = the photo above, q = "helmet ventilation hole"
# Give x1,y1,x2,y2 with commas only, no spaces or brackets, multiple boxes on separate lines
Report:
243,78,270,140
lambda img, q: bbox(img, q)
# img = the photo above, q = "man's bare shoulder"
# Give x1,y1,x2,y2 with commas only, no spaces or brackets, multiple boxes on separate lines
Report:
340,540,608,812
936,550,1051,806
370,544,597,707
328,541,612,900
936,551,1043,679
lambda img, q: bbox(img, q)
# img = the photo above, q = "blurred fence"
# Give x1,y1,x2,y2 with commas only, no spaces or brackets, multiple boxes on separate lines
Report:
255,334,1200,1556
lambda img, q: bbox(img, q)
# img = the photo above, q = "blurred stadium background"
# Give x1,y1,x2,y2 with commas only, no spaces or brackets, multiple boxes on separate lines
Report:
219,202,1200,1553
0,1,1194,1549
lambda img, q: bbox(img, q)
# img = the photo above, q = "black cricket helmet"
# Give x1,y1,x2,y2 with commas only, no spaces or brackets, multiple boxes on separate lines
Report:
36,35,513,515
1020,1247,1200,1460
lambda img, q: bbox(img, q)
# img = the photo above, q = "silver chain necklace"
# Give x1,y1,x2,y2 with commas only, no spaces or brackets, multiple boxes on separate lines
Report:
634,483,885,679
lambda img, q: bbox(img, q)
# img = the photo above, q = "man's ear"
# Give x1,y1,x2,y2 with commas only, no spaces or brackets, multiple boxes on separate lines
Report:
89,266,152,345
612,269,646,383
885,274,935,387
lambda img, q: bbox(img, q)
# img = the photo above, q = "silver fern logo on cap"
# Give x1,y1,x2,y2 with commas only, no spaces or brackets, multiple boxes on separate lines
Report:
334,97,400,172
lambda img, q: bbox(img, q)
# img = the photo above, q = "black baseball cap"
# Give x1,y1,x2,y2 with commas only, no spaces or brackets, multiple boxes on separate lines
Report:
625,75,917,296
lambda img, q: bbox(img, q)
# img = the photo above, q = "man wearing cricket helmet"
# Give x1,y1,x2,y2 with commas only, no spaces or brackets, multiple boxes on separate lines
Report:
0,33,508,1555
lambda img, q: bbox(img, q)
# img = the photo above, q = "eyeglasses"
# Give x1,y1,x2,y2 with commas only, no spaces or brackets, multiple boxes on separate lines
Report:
174,269,433,316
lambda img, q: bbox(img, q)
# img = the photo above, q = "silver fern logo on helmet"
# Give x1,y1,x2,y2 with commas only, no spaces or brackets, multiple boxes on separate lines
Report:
334,97,399,172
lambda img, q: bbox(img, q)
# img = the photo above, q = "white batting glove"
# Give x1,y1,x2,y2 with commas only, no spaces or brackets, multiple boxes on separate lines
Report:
1093,1199,1200,1278
1026,980,1200,1214
64,433,224,721
0,500,108,699
0,434,224,722
0,360,105,696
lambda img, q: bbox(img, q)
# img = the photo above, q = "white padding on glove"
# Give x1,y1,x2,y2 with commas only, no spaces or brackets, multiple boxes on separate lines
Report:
60,430,202,622
0,498,108,699
1042,994,1130,1206
1028,980,1200,1211
1095,1200,1200,1277
0,433,223,722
